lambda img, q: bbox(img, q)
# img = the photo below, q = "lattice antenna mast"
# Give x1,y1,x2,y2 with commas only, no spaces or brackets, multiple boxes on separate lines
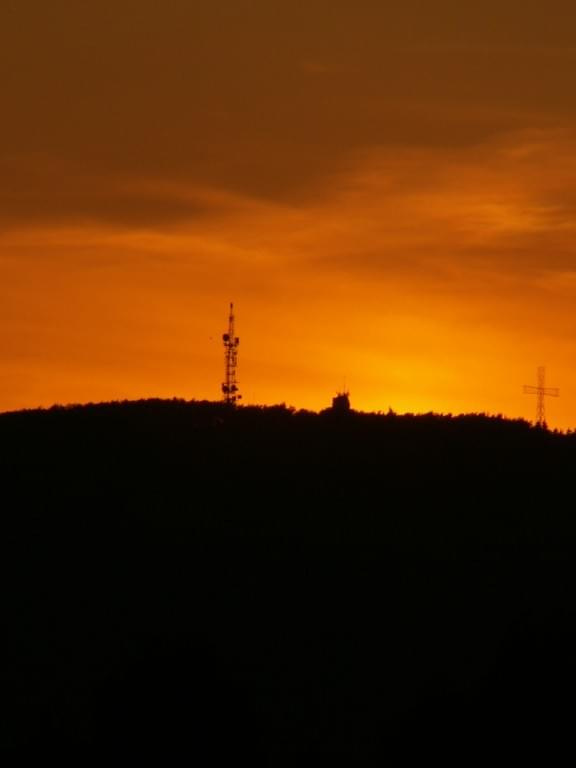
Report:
222,302,241,405
523,365,559,428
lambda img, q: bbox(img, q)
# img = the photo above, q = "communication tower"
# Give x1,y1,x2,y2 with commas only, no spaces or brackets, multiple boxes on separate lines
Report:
222,303,241,405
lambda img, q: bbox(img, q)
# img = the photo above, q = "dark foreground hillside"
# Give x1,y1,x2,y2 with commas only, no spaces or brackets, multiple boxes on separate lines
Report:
1,399,576,760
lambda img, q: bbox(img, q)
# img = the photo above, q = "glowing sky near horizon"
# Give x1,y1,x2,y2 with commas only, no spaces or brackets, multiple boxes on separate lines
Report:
2,1,576,427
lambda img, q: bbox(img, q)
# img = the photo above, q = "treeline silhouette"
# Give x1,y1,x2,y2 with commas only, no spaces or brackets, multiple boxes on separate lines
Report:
1,398,576,760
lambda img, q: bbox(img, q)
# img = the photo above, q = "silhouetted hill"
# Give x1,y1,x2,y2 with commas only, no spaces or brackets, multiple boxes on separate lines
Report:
1,399,575,760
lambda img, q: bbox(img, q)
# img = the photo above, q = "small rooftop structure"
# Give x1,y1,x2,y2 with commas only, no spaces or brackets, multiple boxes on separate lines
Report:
331,391,351,413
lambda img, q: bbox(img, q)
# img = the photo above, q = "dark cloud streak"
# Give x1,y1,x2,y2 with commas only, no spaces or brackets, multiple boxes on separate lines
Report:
1,1,576,226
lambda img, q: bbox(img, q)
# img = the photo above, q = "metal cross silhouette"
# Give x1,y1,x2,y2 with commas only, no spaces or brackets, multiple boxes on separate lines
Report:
523,366,559,428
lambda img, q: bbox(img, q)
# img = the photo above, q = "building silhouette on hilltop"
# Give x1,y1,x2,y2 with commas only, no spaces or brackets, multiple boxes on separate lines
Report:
331,391,351,413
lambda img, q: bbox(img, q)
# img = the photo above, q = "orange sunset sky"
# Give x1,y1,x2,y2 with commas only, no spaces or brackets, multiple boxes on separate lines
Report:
2,1,576,428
